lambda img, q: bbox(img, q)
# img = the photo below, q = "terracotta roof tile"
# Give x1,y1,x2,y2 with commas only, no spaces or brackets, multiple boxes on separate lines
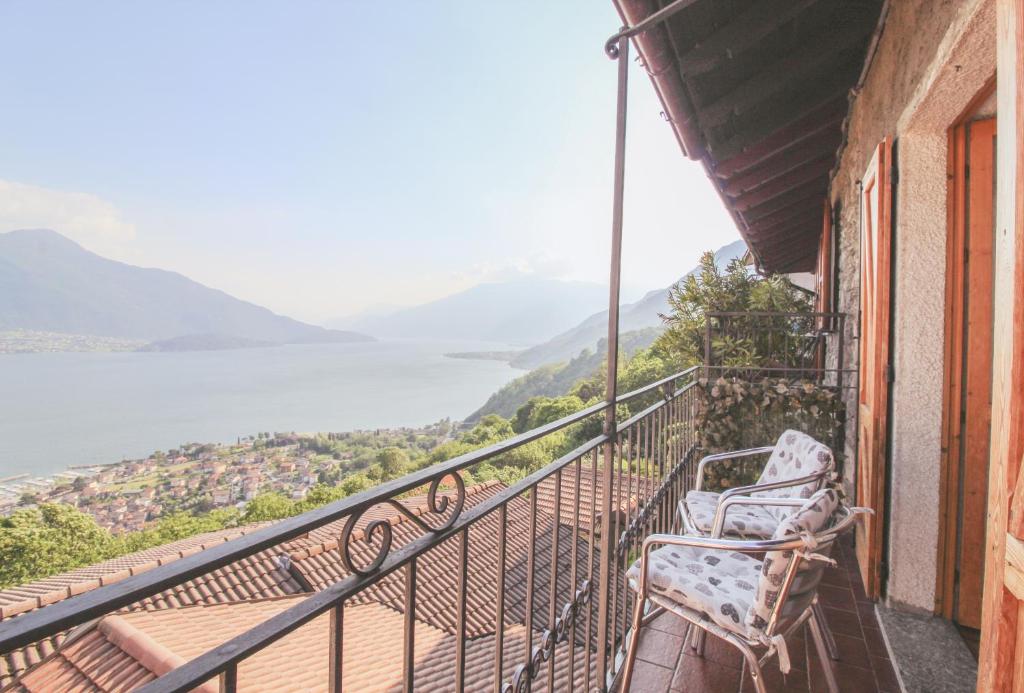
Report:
2,479,612,690
0,523,274,618
9,627,154,693
534,464,654,534
0,523,280,688
12,598,593,692
289,482,603,642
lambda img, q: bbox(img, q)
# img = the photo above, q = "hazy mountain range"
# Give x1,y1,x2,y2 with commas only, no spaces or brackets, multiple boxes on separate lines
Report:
462,239,749,419
328,278,611,345
0,229,747,360
0,229,372,347
509,239,748,368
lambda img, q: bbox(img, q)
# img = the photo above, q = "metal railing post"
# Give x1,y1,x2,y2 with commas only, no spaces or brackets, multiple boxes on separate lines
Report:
596,31,628,691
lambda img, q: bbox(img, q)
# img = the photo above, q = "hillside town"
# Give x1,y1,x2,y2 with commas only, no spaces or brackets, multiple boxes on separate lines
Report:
0,422,455,533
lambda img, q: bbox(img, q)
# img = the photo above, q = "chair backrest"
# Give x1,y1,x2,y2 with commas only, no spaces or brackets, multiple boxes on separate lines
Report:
754,430,834,520
745,488,843,637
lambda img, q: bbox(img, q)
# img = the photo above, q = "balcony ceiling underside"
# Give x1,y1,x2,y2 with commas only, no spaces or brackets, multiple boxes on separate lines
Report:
613,0,884,273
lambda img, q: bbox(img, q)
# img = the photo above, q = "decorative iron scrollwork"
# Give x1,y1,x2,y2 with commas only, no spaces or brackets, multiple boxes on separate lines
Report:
501,580,592,692
338,472,466,576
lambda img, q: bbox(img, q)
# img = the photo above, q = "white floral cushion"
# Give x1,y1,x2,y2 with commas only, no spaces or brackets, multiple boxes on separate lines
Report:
753,430,835,520
747,487,841,631
682,490,781,538
627,544,762,636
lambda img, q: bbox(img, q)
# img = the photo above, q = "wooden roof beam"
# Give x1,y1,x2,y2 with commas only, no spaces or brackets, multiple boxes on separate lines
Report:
759,237,820,271
709,83,852,163
741,179,829,222
742,191,824,229
749,210,824,240
677,0,824,76
711,97,848,178
730,155,833,212
697,25,874,130
721,127,844,197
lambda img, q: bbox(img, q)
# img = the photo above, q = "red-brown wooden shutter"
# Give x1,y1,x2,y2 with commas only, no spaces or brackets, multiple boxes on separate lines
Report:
856,139,893,599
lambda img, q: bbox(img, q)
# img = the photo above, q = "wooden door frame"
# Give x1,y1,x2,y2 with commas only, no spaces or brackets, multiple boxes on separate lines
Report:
936,79,997,621
856,138,893,600
977,0,1024,689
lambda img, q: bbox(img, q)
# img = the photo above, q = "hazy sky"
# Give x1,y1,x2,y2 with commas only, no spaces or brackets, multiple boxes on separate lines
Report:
0,1,739,324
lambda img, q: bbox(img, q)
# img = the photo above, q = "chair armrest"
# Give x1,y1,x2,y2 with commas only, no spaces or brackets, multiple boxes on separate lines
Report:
634,507,872,596
710,496,807,538
694,446,774,491
718,471,829,502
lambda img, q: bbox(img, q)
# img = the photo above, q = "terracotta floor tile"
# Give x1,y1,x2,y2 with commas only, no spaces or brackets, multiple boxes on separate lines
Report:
871,655,900,692
636,628,685,669
629,659,675,692
818,584,857,611
684,634,745,670
860,627,889,659
830,632,871,670
807,658,879,693
740,663,810,692
850,579,872,605
670,652,742,693
821,567,851,588
855,601,878,626
820,606,863,638
648,611,691,639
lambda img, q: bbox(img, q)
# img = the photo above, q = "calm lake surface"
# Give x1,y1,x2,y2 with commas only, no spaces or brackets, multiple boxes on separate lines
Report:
0,340,521,478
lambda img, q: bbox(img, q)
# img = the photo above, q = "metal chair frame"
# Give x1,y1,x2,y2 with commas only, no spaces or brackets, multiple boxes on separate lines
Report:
679,446,834,537
620,505,870,693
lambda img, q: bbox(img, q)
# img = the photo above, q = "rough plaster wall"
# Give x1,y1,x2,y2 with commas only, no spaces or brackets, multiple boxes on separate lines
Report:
829,0,964,497
828,0,995,613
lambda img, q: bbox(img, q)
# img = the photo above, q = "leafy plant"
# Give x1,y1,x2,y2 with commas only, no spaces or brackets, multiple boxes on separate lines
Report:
695,376,845,491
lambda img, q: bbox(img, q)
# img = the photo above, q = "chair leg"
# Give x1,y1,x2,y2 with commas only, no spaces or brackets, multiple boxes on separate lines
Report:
809,607,840,693
620,595,647,692
813,600,840,660
690,626,707,656
737,641,768,693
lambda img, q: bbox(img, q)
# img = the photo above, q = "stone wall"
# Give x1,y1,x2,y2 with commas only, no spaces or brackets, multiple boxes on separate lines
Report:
826,0,994,613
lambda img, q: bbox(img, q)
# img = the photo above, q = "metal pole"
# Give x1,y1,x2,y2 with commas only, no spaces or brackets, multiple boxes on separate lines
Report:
596,32,628,691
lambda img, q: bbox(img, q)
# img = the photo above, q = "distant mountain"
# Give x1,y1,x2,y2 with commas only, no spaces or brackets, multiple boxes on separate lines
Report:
467,327,662,421
336,277,611,345
137,333,275,352
510,239,748,369
0,229,373,346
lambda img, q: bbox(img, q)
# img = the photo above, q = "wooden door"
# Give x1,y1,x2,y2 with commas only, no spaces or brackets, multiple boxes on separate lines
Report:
856,139,893,599
977,0,1024,689
956,117,997,628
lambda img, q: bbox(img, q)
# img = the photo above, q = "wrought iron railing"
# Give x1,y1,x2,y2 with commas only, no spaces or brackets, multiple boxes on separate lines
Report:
0,367,702,692
704,311,851,388
702,310,852,471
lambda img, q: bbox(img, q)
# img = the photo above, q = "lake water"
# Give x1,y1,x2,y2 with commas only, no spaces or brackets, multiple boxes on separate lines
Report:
0,340,522,478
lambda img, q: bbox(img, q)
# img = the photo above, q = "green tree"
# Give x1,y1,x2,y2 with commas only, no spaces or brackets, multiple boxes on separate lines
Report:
512,395,586,434
376,447,410,479
460,415,514,446
339,473,373,496
0,504,116,588
653,252,810,368
241,493,294,522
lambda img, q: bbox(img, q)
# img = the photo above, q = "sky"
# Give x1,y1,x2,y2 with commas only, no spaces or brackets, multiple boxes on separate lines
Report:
0,1,739,324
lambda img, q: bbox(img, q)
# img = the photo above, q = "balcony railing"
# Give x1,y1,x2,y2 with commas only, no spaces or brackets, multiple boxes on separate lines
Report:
0,367,702,692
704,311,850,387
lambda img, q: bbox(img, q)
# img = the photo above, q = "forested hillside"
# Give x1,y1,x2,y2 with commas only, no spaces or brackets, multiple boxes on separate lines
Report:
466,328,660,420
